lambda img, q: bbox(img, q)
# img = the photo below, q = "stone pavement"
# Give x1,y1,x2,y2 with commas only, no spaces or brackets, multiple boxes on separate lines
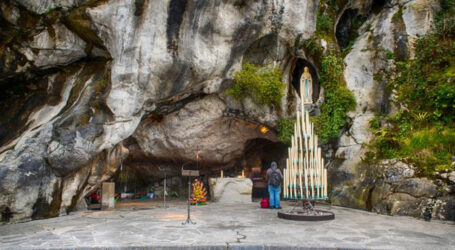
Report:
0,200,454,249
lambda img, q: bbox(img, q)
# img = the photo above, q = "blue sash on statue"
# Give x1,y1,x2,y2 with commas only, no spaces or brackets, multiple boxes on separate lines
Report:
304,79,309,99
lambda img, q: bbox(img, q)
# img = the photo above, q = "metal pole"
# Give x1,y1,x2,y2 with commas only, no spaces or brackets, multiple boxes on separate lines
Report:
163,172,166,208
181,161,196,225
187,176,190,218
182,176,195,224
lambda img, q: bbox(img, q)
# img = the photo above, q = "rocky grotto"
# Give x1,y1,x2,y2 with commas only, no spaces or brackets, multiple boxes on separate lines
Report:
0,0,454,225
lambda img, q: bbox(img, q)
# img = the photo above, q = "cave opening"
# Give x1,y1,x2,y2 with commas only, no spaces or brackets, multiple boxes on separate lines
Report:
336,8,360,50
83,135,289,209
83,160,190,210
291,58,319,103
371,0,387,15
241,138,288,199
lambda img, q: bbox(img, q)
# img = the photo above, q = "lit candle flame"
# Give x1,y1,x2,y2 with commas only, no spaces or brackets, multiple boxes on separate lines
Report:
259,126,269,134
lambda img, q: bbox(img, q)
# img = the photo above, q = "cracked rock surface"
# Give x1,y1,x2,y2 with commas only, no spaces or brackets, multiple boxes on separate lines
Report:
0,0,453,224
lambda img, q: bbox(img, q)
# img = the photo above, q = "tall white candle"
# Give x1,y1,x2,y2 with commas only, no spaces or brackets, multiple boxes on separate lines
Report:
309,125,315,199
316,137,320,198
291,136,295,198
288,148,292,198
283,159,289,198
293,134,298,198
323,158,327,198
296,111,303,199
306,135,310,197
318,147,322,199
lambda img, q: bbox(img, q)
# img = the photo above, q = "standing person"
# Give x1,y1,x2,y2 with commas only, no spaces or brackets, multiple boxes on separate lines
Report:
250,167,267,199
266,161,283,209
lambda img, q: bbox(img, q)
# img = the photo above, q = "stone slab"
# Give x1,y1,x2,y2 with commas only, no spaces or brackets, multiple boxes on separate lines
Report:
0,201,454,249
101,182,115,210
209,177,252,204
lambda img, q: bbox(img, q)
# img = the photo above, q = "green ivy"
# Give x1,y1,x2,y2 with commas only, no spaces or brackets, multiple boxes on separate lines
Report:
313,55,356,141
227,63,286,108
277,118,296,144
316,15,334,39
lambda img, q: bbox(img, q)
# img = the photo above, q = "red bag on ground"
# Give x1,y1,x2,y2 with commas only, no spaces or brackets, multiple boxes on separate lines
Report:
260,198,269,208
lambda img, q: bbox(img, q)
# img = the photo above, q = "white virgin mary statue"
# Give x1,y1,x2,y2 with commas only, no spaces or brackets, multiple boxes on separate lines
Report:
300,66,313,104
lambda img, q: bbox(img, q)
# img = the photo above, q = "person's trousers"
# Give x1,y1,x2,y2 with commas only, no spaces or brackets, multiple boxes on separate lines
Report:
268,185,281,208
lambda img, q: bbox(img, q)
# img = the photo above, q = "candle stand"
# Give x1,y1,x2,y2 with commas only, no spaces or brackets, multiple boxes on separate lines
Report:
278,78,335,221
277,199,334,221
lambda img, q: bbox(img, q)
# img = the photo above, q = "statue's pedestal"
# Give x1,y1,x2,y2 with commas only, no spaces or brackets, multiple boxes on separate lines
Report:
209,177,252,204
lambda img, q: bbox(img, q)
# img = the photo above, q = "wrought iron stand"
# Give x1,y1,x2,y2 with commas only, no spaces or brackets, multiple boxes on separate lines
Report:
182,176,196,225
181,162,199,225
277,199,335,221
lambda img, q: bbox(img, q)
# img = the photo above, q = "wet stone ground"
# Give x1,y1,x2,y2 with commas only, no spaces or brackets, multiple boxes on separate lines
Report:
0,200,454,249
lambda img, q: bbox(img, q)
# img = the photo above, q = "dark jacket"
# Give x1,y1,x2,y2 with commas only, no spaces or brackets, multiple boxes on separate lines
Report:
266,161,283,185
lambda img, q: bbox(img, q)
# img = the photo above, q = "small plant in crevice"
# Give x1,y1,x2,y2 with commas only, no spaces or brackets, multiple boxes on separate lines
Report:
342,40,355,58
316,15,334,40
277,117,296,145
369,115,381,130
301,37,324,60
227,63,286,108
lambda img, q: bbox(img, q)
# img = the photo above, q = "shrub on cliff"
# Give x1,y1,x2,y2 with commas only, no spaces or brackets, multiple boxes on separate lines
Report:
227,63,286,108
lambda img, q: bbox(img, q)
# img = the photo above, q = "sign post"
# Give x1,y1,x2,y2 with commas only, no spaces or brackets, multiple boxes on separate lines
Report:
158,167,171,208
181,165,199,225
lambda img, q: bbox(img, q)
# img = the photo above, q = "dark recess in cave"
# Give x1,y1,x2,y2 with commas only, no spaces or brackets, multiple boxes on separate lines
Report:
134,0,145,16
243,34,280,65
1,207,13,222
166,0,187,53
0,76,48,147
371,0,387,15
291,58,319,103
242,138,287,198
336,9,359,49
243,138,288,172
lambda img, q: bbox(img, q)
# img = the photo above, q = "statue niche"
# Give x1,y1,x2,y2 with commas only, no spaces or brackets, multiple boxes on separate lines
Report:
300,67,313,104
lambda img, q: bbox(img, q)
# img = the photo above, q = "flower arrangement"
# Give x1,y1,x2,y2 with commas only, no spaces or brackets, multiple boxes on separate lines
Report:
190,179,207,205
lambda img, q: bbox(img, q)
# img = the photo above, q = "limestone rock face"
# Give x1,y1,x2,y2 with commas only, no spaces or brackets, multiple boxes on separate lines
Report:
395,178,440,198
0,0,452,223
86,0,316,118
380,160,416,184
19,23,87,68
329,0,454,221
0,0,316,223
209,177,252,204
14,0,87,14
134,96,277,166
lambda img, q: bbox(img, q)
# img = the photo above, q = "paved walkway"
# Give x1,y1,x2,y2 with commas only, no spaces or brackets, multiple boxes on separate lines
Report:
0,201,454,249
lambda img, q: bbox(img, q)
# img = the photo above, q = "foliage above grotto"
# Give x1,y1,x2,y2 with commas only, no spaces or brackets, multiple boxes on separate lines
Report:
227,63,286,108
